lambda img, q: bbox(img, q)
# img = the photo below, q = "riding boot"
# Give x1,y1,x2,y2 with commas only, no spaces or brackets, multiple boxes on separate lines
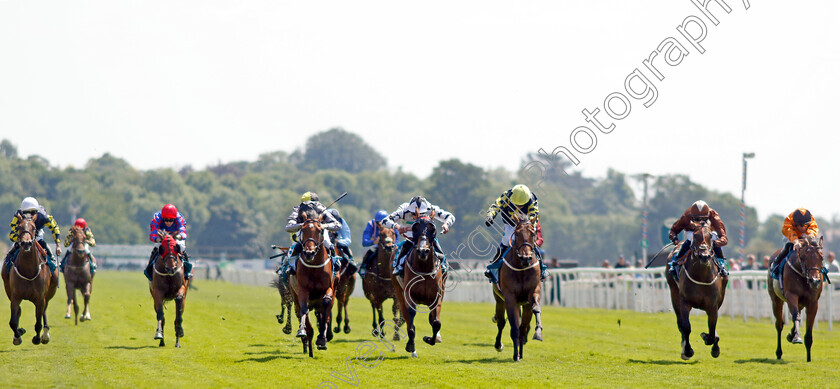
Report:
145,247,158,281
60,250,70,273
88,253,97,276
182,251,193,280
772,242,793,279
539,259,549,281
713,247,728,276
392,241,413,276
359,249,374,278
484,244,508,280
42,242,57,273
340,245,358,274
288,243,302,275
3,244,18,272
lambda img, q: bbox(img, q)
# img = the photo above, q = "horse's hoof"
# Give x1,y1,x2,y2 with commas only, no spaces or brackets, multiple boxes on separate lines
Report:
410,351,418,358
83,313,91,321
283,326,292,335
680,353,691,360
32,336,40,345
276,314,284,324
406,343,415,353
296,329,307,338
333,326,341,333
326,331,334,342
175,343,181,348
792,336,803,344
711,345,720,358
65,314,71,319
491,316,496,323
13,337,21,346
16,328,26,337
154,331,164,340
423,336,436,345
344,325,351,334
495,344,504,352
435,333,442,343
533,330,543,342
159,339,165,347
393,333,400,341
316,336,327,350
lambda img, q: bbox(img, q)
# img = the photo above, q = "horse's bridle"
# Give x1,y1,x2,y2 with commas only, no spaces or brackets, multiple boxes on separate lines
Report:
683,223,719,285
153,239,183,277
788,244,823,284
298,219,329,268
503,220,539,272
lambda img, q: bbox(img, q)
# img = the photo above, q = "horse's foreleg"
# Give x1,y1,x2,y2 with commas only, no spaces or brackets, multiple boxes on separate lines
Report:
805,303,818,362
678,301,694,360
174,296,184,348
405,306,417,356
324,293,335,344
32,298,45,345
154,296,165,346
296,291,310,338
9,300,24,345
81,282,91,321
65,282,74,321
519,304,533,360
343,297,351,334
531,290,543,342
423,304,442,346
494,298,506,352
785,295,803,344
771,297,785,359
702,308,720,358
505,299,522,362
333,289,343,334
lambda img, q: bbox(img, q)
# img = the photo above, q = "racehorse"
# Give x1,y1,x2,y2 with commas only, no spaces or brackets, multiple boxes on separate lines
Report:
392,216,445,357
272,248,293,335
362,226,403,340
149,233,190,348
332,252,356,335
63,226,93,325
1,213,59,345
665,220,727,360
492,215,542,361
768,236,825,362
288,204,336,357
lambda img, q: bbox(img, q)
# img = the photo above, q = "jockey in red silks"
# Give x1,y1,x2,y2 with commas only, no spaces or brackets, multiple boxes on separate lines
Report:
667,200,729,280
60,218,97,276
144,204,192,281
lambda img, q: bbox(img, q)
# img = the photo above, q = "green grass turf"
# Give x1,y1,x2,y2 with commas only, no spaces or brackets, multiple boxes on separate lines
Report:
1,271,839,388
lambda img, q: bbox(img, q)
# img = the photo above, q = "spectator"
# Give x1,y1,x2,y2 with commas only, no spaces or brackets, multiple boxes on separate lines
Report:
601,259,612,279
614,254,629,269
744,254,760,270
550,257,558,268
635,259,645,280
760,255,771,270
728,259,742,288
827,252,840,273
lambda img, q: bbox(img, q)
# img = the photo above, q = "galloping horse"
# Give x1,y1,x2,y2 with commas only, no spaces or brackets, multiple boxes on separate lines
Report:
492,215,542,361
1,214,59,345
768,236,825,362
392,216,445,358
665,220,727,360
362,226,403,340
149,233,190,348
63,226,93,325
288,205,336,357
332,242,356,335
271,247,293,335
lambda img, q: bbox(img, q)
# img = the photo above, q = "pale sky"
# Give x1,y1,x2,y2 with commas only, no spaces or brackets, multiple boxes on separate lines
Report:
1,1,838,221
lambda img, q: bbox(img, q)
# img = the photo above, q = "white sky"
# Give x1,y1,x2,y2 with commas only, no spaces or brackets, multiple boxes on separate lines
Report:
1,1,838,221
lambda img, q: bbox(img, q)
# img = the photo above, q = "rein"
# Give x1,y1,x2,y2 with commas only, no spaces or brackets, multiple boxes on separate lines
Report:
683,228,718,286
786,248,822,282
13,227,46,281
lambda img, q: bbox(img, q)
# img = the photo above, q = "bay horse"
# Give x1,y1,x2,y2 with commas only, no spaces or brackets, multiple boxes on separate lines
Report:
768,236,825,362
1,213,59,345
665,220,727,360
392,216,445,358
288,205,336,357
149,233,190,348
362,226,403,340
63,226,93,325
271,248,293,335
492,216,542,361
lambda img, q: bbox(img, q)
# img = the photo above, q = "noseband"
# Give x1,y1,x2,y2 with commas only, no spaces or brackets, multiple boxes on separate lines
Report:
787,245,823,283
298,219,329,268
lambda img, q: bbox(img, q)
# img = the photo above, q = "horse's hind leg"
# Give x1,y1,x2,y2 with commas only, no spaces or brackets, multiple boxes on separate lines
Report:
334,296,343,334
65,282,75,321
343,299,351,334
174,297,184,348
494,298,506,352
701,308,720,358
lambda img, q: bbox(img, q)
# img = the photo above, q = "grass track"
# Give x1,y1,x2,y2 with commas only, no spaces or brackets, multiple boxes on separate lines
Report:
1,271,839,388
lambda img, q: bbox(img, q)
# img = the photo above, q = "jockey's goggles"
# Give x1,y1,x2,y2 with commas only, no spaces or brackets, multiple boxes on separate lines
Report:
691,216,709,222
163,218,175,223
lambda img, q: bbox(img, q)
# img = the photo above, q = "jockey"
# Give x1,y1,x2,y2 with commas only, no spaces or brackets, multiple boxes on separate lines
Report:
284,192,341,275
59,218,97,276
358,210,400,278
667,200,729,279
144,204,192,281
3,197,62,273
771,208,825,279
382,196,454,278
327,208,358,274
483,184,548,283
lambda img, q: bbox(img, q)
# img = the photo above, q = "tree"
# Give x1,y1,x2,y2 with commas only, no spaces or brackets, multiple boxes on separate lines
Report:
427,159,491,252
0,139,18,159
298,128,386,173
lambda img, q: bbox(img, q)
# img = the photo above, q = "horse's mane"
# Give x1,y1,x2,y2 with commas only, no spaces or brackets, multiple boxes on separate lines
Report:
160,235,179,258
297,201,321,223
411,217,436,242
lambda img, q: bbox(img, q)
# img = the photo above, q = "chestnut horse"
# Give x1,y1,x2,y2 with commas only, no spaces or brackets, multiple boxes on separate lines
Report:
331,242,356,335
63,226,93,325
768,236,825,362
1,213,59,345
149,233,190,348
492,216,542,361
392,216,445,358
362,226,403,340
288,205,336,357
665,220,727,360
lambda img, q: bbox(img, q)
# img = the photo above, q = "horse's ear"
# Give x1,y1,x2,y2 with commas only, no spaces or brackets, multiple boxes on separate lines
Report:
819,235,824,248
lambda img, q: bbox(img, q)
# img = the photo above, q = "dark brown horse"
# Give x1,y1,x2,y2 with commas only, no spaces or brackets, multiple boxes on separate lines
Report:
1,214,59,345
63,226,93,325
149,233,189,348
272,247,293,335
288,208,336,357
331,243,356,335
492,216,542,361
362,226,403,340
768,236,825,362
392,216,445,358
665,220,727,360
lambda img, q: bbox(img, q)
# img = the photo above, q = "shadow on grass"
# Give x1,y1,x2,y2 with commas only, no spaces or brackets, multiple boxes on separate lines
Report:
235,355,282,363
236,350,307,363
448,357,506,364
734,358,788,365
105,346,158,350
628,359,698,365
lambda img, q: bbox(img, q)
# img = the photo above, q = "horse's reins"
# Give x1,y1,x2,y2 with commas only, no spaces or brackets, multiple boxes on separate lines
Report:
786,246,822,282
12,229,46,282
297,219,330,269
502,221,539,272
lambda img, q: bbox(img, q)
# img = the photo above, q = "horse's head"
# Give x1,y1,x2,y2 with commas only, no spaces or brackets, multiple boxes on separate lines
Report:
795,236,824,289
71,226,87,254
159,234,183,276
511,215,537,267
411,217,436,262
689,220,714,265
17,213,36,252
379,225,396,254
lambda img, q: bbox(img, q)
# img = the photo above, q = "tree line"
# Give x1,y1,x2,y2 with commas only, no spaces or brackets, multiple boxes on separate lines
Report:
1,130,836,265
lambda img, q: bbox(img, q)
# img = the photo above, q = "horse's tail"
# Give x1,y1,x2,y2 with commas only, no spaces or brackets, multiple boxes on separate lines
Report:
270,277,282,292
